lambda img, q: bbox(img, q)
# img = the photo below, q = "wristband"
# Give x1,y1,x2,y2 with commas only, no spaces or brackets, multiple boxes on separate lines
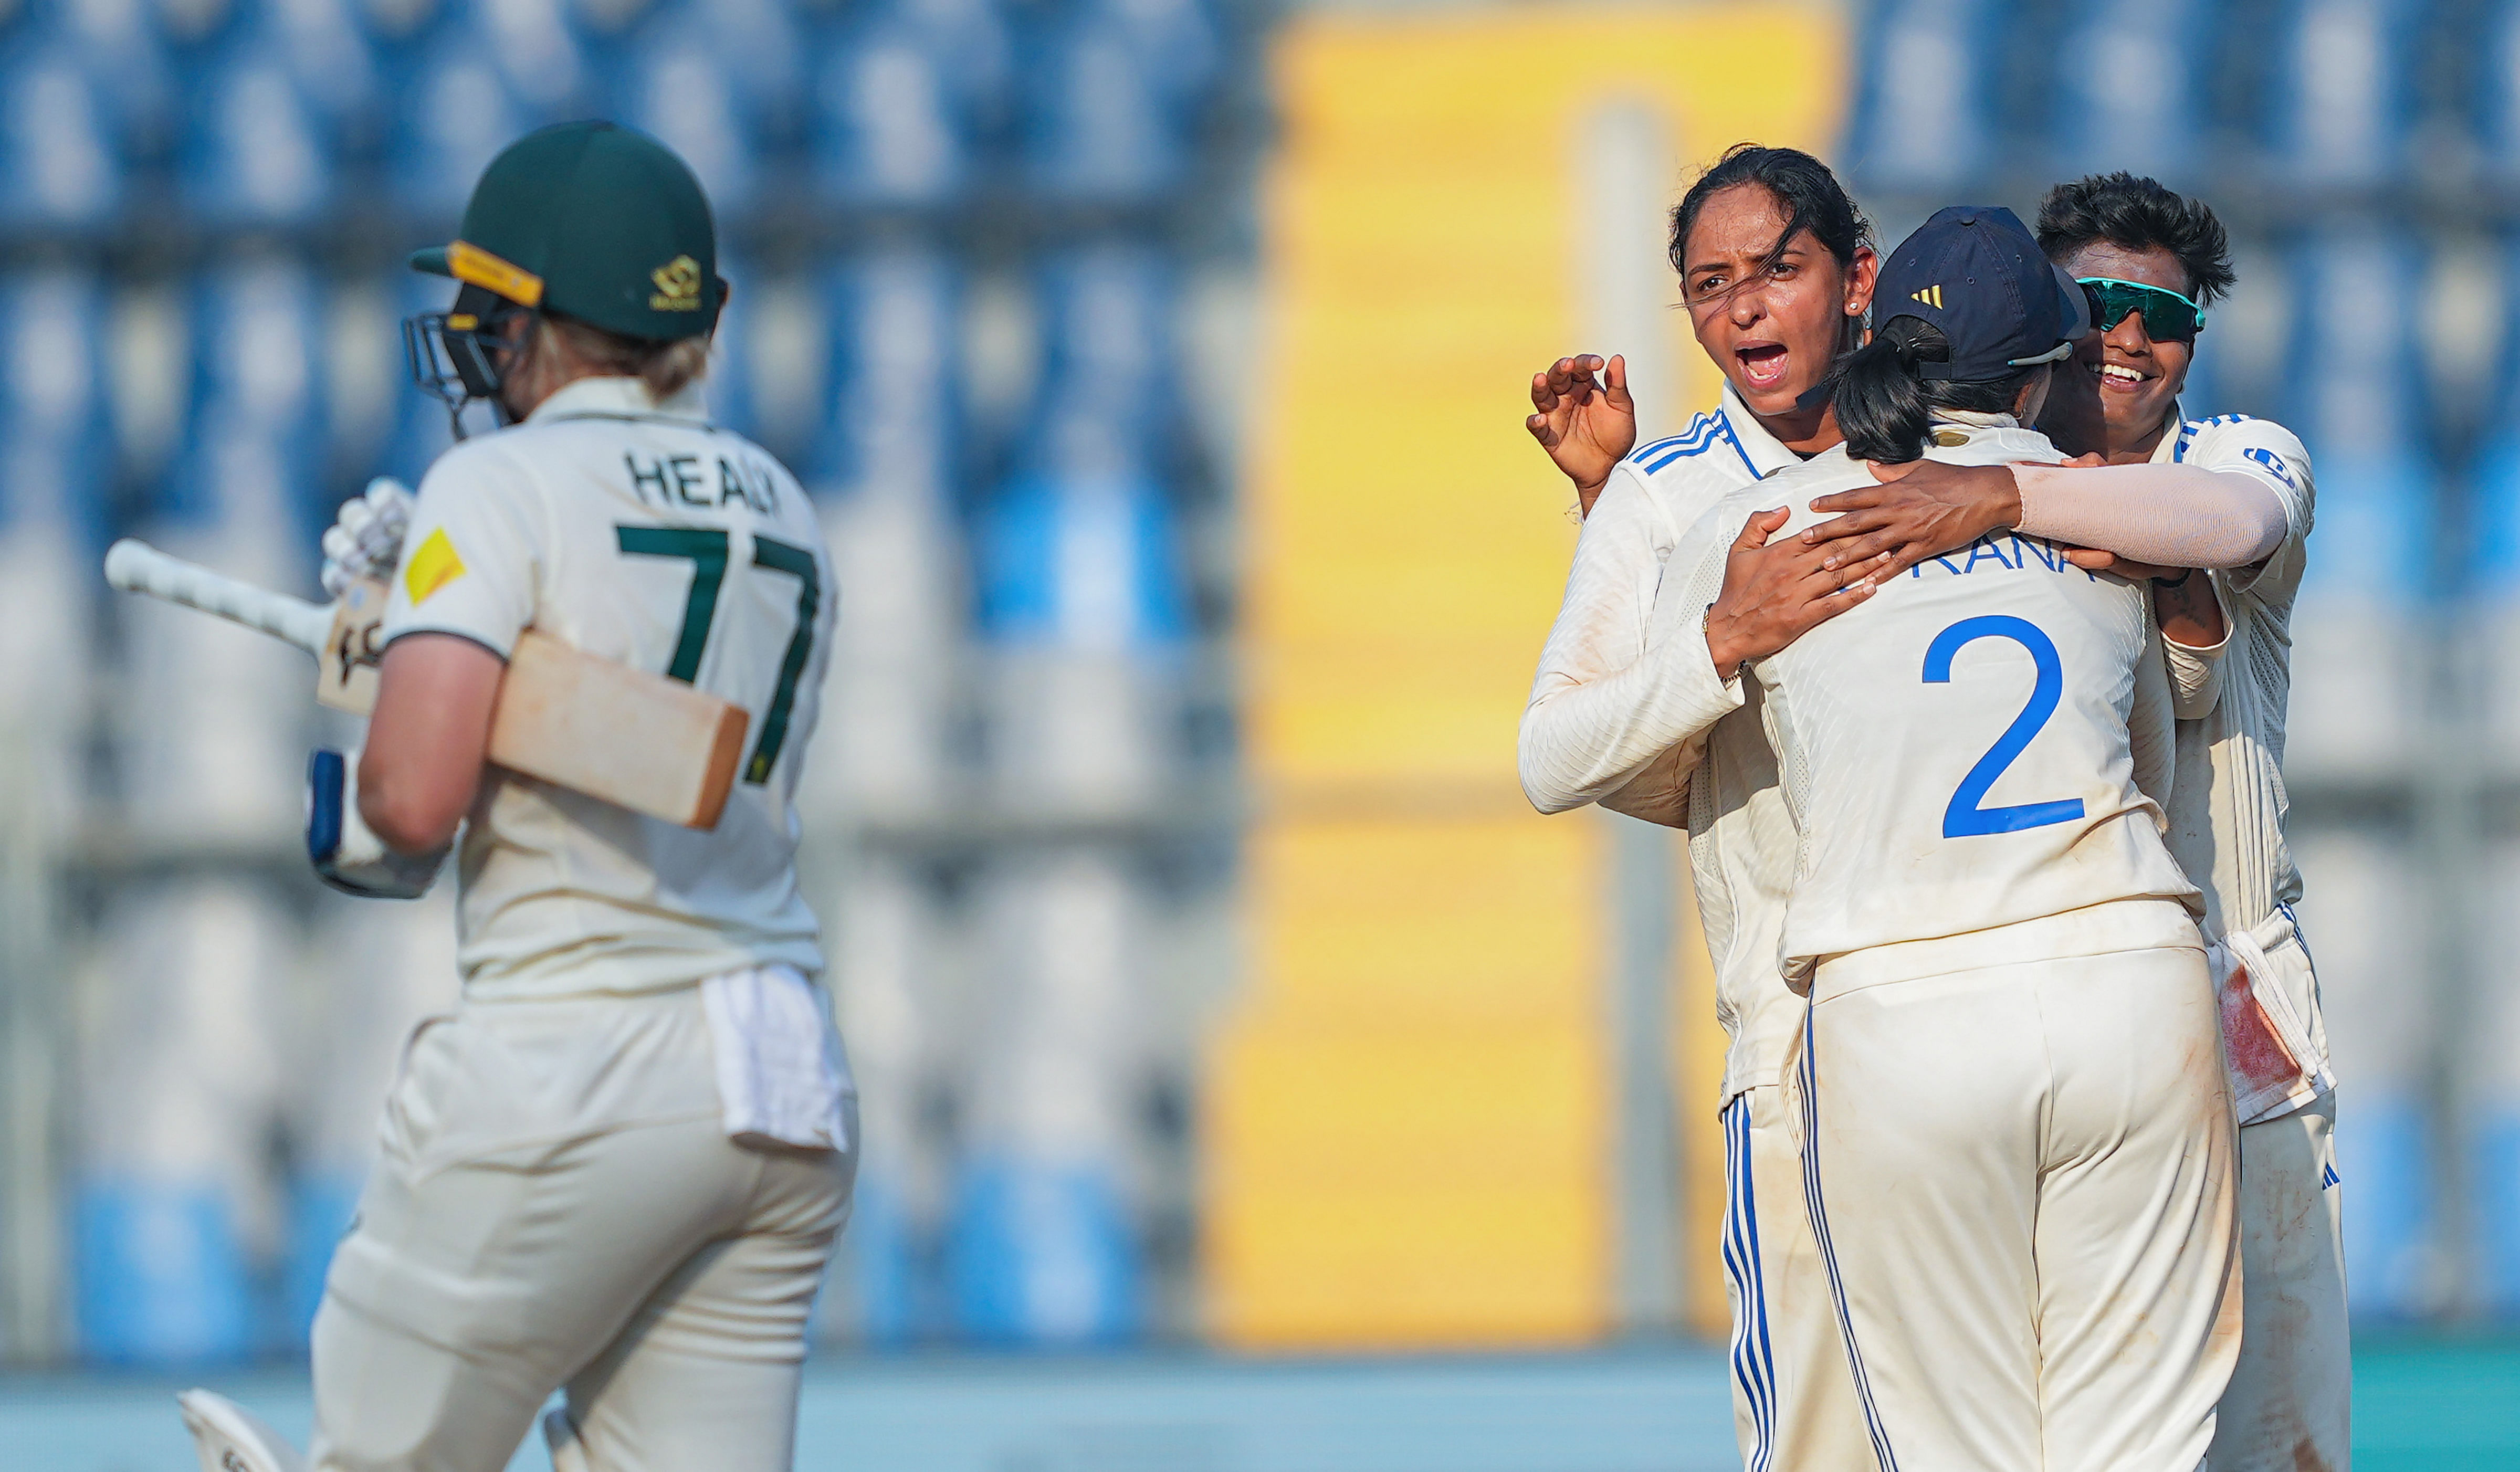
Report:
2151,570,2193,589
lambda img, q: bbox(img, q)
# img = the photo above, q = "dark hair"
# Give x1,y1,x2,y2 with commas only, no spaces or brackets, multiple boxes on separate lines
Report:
1830,315,2043,464
2035,173,2235,306
1669,144,1873,309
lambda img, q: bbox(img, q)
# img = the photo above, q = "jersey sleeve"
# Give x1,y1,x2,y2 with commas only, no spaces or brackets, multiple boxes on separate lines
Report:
2130,622,2181,836
2180,417,2315,604
2160,576,2233,722
1598,737,1695,829
1517,471,1742,815
380,443,546,659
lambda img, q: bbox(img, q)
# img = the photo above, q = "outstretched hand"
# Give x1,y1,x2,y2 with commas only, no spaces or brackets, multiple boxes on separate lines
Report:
1526,354,1637,517
1704,507,1891,680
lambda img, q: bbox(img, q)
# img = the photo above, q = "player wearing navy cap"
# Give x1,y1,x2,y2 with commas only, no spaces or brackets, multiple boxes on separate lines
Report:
1821,175,2339,1472
1543,206,2243,1470
1739,205,2238,1472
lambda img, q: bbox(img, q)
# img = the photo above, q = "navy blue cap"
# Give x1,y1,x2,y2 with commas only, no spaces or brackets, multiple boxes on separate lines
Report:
1875,206,2091,381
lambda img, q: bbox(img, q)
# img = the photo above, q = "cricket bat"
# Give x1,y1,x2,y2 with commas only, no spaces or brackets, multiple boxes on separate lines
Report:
103,539,748,830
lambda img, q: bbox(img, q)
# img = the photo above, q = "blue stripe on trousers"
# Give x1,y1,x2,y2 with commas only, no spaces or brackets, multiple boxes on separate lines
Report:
1720,1096,1777,1470
1798,1004,1904,1472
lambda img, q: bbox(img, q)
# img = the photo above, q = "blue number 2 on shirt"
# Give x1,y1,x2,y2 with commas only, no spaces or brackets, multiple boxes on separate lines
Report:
1922,615,2087,838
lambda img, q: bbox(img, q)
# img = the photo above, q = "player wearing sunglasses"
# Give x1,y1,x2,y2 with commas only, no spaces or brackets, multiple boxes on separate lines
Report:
1824,177,2337,1472
1521,170,2334,1472
1831,178,2341,1472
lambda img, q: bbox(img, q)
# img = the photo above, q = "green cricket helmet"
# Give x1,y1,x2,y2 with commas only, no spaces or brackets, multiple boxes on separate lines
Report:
402,120,728,433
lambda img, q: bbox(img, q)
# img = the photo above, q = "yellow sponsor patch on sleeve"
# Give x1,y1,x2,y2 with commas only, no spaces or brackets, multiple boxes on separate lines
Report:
403,527,468,605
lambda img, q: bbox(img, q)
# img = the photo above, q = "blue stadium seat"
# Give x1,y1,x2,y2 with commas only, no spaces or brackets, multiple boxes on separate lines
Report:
2278,228,2438,1320
1031,243,1179,443
811,0,1003,207
946,844,1159,1346
2265,0,2409,185
974,408,1189,653
0,17,124,229
384,0,584,220
2466,236,2520,605
0,267,113,555
162,256,332,556
1842,0,2002,194
2467,238,2520,1319
1018,0,1220,204
258,0,380,127
2283,230,2433,608
605,2,762,213
46,0,175,146
621,0,806,141
974,244,1186,648
2049,0,2201,182
952,242,1191,1343
812,249,963,499
176,29,334,228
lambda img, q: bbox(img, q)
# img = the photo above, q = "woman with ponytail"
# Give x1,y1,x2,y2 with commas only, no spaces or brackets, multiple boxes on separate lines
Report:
1825,313,2053,464
1586,205,2242,1471
1520,144,1885,1472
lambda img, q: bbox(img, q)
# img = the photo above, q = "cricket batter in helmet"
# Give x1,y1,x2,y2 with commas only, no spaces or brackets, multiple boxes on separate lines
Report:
186,120,852,1472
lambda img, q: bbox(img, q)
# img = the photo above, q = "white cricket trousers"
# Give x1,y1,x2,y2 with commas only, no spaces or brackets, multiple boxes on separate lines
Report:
2209,1094,2349,1472
1797,922,2242,1472
1720,1084,1872,1472
308,989,855,1472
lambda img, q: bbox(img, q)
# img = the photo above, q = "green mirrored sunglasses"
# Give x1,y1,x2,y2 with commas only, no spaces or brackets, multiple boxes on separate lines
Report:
2077,277,2204,341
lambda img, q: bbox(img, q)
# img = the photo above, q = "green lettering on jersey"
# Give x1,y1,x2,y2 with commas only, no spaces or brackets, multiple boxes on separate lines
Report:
616,527,729,682
744,536,820,784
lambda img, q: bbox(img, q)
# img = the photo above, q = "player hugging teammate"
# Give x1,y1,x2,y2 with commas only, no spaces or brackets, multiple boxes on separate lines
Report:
179,121,853,1472
1523,156,2337,1471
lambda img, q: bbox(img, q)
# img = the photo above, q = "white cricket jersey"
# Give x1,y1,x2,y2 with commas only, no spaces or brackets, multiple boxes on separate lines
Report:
2155,408,2330,1117
382,375,836,1000
1676,415,2198,978
1519,382,1808,1102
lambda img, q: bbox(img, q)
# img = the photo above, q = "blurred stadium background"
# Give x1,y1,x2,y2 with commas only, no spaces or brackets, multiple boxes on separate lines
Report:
1,0,2517,1464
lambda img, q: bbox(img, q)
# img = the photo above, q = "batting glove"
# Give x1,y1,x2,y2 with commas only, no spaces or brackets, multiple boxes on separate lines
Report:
320,477,414,598
306,749,447,899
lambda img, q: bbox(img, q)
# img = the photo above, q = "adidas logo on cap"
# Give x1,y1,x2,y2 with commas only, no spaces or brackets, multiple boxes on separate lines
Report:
1910,285,1945,309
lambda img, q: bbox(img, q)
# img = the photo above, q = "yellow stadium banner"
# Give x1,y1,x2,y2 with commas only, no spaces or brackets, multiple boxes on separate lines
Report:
1205,4,1847,1349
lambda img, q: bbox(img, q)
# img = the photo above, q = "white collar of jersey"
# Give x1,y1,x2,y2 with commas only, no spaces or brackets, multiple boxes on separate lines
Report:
2147,398,2186,464
1717,380,1804,478
526,374,712,426
1923,411,2062,464
1933,408,2018,429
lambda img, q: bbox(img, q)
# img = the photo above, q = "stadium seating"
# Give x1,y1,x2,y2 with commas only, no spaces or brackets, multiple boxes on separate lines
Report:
41,0,2520,1370
177,29,334,228
812,2,993,207
1844,0,2001,193
2267,0,2406,185
0,19,123,230
1018,0,1220,203
2049,0,2200,182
